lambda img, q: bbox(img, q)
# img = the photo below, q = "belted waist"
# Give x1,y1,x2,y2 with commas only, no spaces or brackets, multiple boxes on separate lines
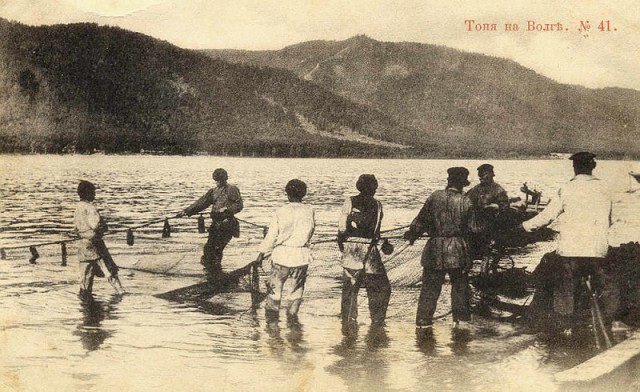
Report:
276,244,310,248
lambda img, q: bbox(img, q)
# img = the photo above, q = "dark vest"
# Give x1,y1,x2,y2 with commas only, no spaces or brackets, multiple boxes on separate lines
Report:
346,195,381,239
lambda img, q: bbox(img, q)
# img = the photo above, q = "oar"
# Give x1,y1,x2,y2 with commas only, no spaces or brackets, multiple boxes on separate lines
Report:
585,276,613,349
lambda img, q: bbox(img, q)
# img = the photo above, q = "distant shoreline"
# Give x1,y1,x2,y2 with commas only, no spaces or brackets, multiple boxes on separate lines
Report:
0,152,637,160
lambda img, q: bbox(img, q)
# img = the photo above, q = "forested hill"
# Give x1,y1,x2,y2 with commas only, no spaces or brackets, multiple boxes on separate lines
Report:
0,20,417,157
205,35,640,158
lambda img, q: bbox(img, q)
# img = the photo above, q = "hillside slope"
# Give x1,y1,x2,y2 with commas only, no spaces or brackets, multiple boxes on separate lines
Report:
205,35,640,157
0,21,414,157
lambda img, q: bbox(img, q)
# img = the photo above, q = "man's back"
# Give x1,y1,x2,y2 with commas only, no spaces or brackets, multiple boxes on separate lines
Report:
524,174,611,257
420,188,474,238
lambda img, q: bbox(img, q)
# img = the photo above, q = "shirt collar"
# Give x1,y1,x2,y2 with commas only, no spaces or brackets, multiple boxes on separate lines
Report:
571,174,599,181
445,186,462,193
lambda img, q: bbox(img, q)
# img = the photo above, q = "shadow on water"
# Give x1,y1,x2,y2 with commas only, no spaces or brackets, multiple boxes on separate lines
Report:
73,292,123,352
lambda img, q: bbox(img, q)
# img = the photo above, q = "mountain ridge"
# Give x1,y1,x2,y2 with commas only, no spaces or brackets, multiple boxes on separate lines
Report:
0,20,416,157
204,35,640,158
0,19,637,158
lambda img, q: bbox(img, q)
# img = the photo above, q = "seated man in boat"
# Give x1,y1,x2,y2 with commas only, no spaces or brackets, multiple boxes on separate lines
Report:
404,167,477,330
521,152,613,334
256,179,315,324
178,168,243,277
466,163,510,261
337,174,391,328
74,180,125,296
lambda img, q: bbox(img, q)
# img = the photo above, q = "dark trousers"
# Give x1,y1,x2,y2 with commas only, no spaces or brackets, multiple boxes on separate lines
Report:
202,223,233,274
469,232,491,261
416,268,470,326
530,253,618,331
341,268,391,325
555,257,615,326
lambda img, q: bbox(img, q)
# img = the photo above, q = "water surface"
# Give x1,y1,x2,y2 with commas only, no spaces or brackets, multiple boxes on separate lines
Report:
1,155,639,391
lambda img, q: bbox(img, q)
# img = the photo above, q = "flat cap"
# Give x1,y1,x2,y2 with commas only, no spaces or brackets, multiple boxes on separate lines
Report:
569,152,596,163
477,163,494,173
447,167,471,186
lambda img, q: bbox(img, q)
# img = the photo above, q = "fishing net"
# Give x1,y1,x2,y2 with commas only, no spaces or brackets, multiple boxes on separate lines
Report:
0,217,533,321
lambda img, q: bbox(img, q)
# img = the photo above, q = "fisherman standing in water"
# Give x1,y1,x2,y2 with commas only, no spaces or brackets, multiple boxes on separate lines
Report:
405,167,476,330
257,179,315,325
521,152,613,334
466,164,510,261
337,174,391,328
74,180,125,296
178,168,243,277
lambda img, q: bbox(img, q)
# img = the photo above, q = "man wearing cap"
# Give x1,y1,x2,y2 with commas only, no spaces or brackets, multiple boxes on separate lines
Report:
466,163,510,259
404,167,477,329
179,168,243,276
522,152,613,329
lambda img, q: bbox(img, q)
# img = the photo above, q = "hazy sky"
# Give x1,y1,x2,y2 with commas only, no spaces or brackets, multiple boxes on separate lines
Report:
1,0,639,90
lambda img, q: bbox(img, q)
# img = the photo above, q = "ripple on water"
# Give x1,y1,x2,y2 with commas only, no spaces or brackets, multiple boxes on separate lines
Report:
1,156,639,391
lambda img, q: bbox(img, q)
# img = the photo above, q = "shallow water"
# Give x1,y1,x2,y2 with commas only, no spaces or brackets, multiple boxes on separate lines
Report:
1,155,639,391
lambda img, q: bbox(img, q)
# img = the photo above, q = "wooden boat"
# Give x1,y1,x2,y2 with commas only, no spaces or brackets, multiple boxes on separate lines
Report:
555,331,640,385
630,172,640,183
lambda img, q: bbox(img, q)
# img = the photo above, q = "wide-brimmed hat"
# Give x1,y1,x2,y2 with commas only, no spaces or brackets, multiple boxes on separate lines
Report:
447,167,471,186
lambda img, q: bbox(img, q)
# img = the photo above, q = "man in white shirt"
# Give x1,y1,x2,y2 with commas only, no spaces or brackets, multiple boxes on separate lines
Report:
522,152,612,326
257,179,315,324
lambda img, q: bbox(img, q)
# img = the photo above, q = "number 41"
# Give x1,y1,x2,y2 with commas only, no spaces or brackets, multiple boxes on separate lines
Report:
598,20,612,32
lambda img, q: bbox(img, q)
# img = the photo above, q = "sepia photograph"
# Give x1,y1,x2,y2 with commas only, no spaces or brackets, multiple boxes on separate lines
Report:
0,1,639,391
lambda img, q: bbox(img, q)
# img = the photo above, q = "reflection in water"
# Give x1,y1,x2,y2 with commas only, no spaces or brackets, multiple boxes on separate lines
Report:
264,317,308,358
534,332,598,370
265,320,285,357
364,324,389,351
285,318,305,352
74,292,122,351
449,328,471,356
415,328,437,355
328,324,392,391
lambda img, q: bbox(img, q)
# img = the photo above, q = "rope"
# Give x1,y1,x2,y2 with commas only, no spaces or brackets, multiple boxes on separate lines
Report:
236,217,268,230
1,214,407,255
1,238,78,250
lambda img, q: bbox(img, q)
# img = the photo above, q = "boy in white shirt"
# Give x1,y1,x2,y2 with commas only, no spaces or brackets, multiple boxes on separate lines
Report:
257,179,315,324
74,180,125,296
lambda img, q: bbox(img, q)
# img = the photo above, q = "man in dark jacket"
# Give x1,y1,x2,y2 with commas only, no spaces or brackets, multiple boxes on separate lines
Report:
405,167,476,329
178,168,243,276
466,163,510,260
